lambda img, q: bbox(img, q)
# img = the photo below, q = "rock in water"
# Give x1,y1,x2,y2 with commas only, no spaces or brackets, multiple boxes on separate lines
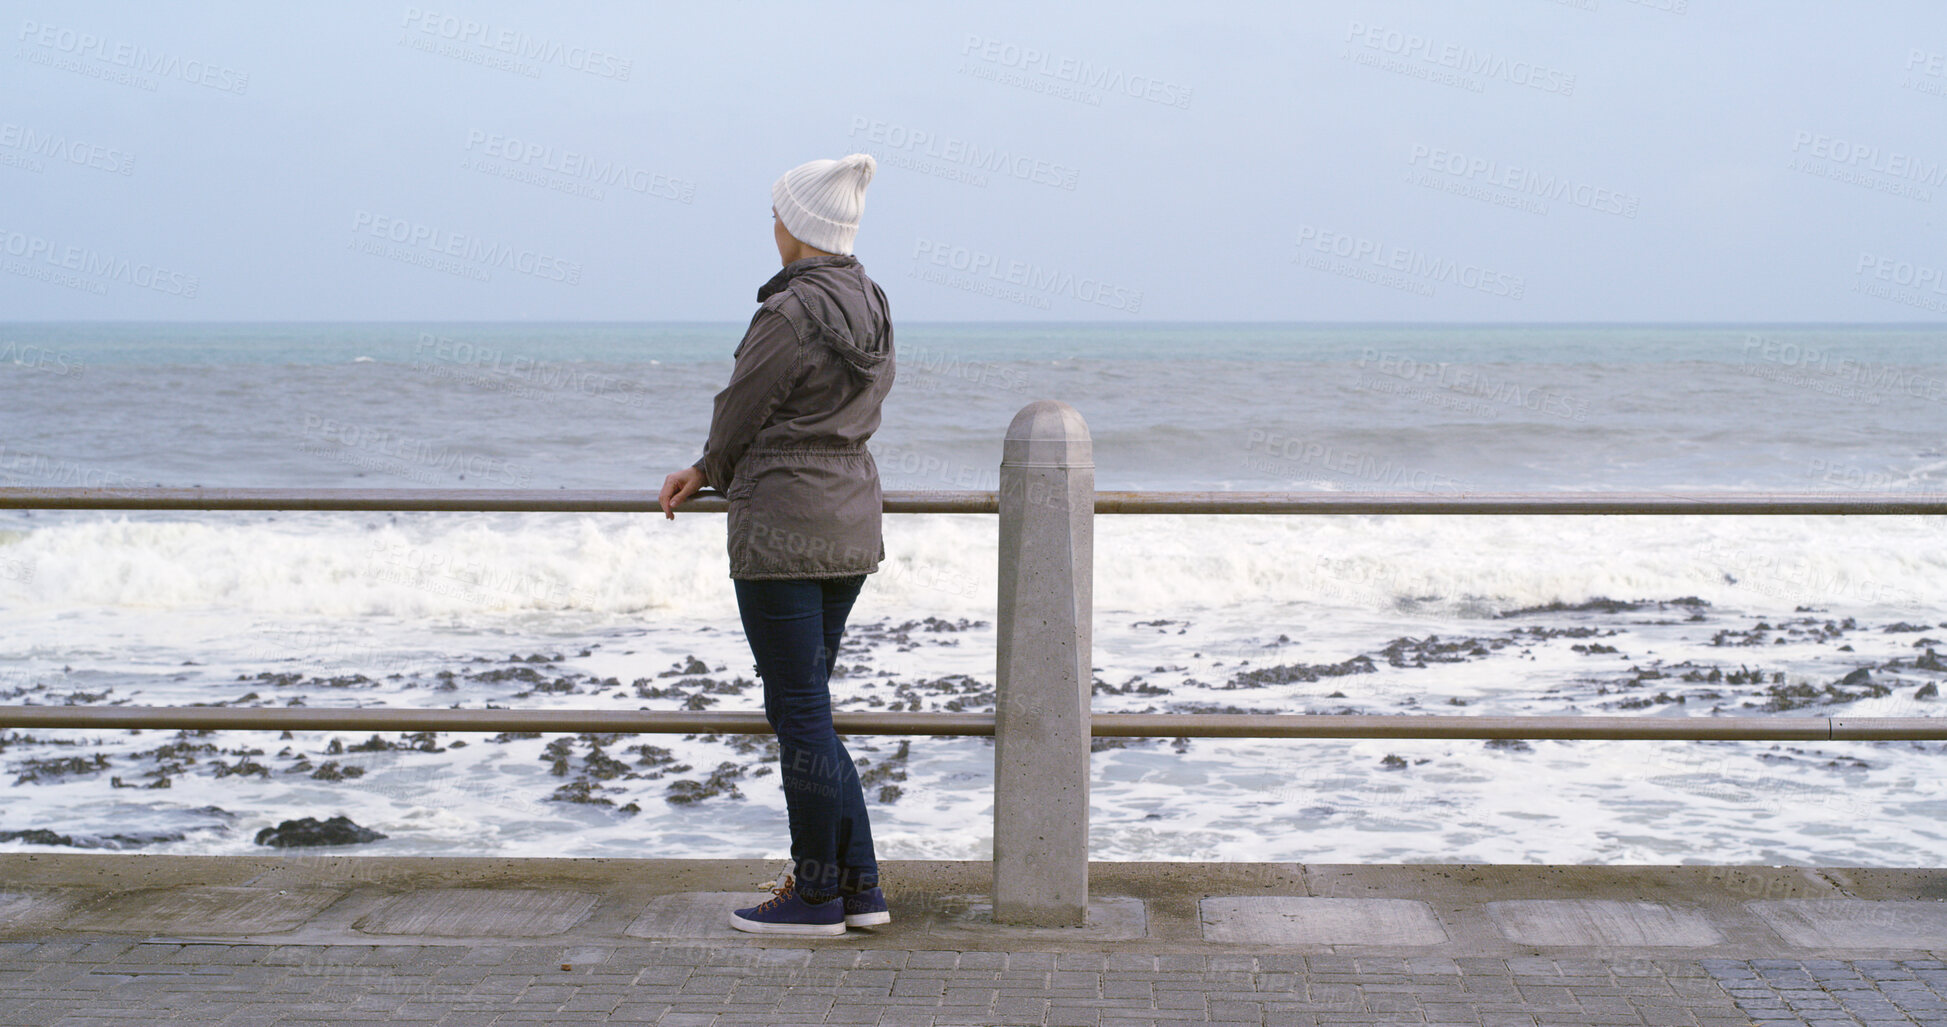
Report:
253,815,386,848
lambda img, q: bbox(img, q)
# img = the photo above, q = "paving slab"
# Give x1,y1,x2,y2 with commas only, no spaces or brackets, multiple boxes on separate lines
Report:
624,891,763,940
1199,896,1448,945
354,888,600,937
1751,898,1947,949
61,885,345,935
920,893,1147,943
0,890,81,929
623,891,1148,943
1484,898,1725,947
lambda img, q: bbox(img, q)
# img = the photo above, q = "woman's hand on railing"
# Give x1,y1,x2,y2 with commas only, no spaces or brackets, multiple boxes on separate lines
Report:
659,466,707,520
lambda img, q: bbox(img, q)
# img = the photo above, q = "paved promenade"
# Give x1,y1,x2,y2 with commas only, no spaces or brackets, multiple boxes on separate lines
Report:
2,857,1946,1026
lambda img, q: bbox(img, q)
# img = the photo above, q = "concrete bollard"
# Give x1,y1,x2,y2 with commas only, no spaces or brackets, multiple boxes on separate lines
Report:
993,399,1093,926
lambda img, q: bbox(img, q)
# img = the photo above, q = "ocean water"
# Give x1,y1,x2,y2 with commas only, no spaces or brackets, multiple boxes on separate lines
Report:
2,321,1945,865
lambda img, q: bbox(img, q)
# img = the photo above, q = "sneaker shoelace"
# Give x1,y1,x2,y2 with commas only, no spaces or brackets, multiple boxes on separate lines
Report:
753,864,794,892
751,865,847,910
750,879,795,915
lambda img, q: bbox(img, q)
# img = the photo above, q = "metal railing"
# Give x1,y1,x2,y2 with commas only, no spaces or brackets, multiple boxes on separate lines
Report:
7,485,1947,515
3,398,1943,923
2,706,1943,741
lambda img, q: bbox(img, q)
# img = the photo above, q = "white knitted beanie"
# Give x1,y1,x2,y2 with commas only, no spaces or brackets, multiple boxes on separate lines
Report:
772,153,876,256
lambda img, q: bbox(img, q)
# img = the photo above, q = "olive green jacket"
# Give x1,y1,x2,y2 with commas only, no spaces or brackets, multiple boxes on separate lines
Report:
692,254,894,579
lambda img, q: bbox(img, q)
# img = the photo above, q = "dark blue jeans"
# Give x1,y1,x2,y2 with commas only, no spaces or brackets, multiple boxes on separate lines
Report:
733,573,878,902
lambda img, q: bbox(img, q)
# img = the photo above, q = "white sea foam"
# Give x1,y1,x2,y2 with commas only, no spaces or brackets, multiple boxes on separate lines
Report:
2,509,1944,864
3,511,1943,619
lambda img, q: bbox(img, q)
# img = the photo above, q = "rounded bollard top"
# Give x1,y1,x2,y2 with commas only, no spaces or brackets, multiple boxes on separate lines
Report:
1003,399,1093,468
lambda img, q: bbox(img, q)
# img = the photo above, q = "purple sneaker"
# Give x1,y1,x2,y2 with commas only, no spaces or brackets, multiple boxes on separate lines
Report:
729,880,844,936
843,887,890,927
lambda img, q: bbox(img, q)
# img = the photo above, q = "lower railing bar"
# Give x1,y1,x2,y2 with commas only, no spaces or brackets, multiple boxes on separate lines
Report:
1093,713,1947,741
1,707,1942,740
3,487,1946,516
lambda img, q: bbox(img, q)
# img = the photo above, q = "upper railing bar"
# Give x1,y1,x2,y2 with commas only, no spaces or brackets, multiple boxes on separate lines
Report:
3,488,1945,515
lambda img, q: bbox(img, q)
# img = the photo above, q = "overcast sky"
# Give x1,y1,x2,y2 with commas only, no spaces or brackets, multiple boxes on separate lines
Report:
4,1,1944,322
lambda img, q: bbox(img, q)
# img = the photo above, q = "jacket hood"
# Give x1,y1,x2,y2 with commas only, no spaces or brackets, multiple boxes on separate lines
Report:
757,254,891,380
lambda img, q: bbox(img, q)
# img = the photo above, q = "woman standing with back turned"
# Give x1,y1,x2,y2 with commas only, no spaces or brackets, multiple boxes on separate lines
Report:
658,153,895,936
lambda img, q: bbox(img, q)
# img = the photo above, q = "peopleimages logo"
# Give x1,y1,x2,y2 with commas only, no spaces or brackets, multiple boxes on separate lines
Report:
1344,21,1575,95
1406,145,1638,217
0,446,144,489
0,340,83,378
959,35,1193,109
1853,251,1947,313
848,117,1079,190
349,210,582,285
300,415,532,487
1356,349,1589,421
1293,224,1525,300
1741,333,1945,403
0,226,199,297
1907,48,1947,98
399,8,631,80
462,130,695,202
15,19,250,93
412,332,651,407
1856,252,1947,292
0,122,135,176
1792,131,1947,178
1241,430,1468,494
1789,130,1947,202
896,345,1032,396
909,237,1142,313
